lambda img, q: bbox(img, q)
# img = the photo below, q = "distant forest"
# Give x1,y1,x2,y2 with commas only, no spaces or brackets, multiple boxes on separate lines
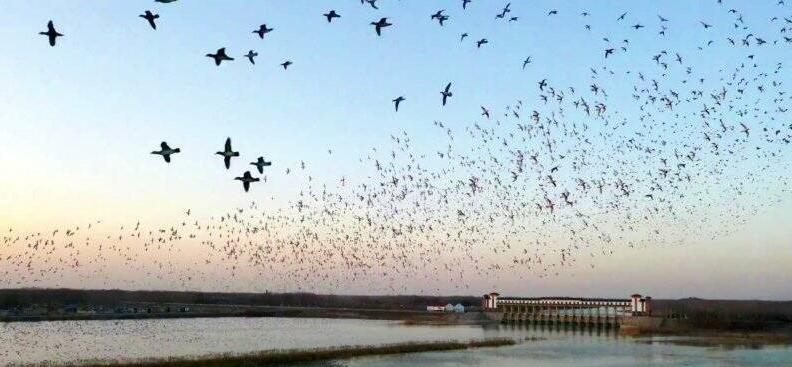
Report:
653,298,792,330
0,288,480,311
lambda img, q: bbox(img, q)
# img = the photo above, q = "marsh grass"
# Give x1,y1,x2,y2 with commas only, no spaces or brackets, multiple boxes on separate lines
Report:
47,338,517,367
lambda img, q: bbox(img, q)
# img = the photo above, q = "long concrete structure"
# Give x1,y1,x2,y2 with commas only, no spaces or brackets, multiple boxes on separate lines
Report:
482,292,652,327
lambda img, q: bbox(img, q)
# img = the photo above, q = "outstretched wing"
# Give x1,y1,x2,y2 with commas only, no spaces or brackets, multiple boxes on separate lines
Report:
224,156,231,169
161,142,170,150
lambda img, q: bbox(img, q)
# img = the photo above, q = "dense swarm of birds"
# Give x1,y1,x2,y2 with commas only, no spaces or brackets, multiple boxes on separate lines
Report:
5,0,791,294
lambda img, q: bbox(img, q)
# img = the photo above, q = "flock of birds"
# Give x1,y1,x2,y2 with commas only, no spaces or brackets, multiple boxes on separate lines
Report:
150,138,271,192
6,0,791,294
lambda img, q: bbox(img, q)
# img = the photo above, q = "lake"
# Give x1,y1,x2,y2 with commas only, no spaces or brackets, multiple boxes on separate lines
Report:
1,317,790,366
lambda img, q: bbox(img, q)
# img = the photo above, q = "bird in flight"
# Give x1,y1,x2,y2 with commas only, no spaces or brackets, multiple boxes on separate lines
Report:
281,60,292,70
323,10,340,23
139,10,159,30
476,38,488,48
216,138,239,169
253,24,274,39
481,106,490,119
462,0,472,10
39,20,63,47
151,142,180,163
393,96,405,111
604,48,614,58
522,56,532,69
206,48,233,66
234,171,260,192
244,50,258,64
496,3,511,18
250,157,272,174
371,18,392,36
431,10,449,26
441,82,453,106
460,33,469,42
618,12,628,21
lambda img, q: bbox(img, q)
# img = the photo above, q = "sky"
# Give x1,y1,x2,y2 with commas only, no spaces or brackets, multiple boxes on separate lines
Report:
0,1,791,299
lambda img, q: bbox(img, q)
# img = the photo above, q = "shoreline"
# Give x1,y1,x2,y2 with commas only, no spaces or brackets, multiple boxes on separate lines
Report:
45,338,517,367
0,304,494,324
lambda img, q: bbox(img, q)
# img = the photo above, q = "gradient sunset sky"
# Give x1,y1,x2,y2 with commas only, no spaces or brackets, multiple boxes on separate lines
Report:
0,1,790,299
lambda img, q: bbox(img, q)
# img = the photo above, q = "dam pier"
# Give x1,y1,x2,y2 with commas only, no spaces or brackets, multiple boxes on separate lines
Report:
482,292,653,328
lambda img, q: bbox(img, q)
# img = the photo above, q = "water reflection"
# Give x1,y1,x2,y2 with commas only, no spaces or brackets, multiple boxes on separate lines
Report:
340,322,792,367
1,317,789,366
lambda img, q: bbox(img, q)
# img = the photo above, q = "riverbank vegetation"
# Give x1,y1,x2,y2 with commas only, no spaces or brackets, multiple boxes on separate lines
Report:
55,338,517,367
0,288,478,311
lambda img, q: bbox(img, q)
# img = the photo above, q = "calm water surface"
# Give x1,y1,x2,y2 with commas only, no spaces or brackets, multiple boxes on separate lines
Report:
1,317,790,366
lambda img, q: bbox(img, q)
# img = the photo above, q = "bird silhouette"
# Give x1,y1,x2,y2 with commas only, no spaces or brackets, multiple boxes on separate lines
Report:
481,106,490,118
206,48,233,66
431,10,449,26
39,20,63,47
281,60,293,70
253,24,274,39
244,50,258,65
234,171,259,192
523,56,532,69
216,138,239,169
151,142,180,163
393,96,405,112
250,157,272,174
441,82,453,106
371,18,391,36
139,11,159,30
323,10,340,23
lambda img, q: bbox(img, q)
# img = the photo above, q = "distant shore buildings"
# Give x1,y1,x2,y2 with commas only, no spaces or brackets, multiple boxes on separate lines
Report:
426,303,465,313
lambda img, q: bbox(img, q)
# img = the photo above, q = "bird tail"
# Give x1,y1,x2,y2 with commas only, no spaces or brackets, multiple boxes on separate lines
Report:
173,148,181,153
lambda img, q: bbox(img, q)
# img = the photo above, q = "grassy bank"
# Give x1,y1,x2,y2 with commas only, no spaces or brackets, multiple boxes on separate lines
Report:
633,331,792,348
61,338,517,367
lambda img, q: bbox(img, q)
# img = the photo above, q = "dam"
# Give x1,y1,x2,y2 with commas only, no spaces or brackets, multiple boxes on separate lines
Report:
482,292,653,327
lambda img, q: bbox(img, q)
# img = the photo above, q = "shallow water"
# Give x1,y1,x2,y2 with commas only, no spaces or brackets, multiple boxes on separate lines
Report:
1,317,790,366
